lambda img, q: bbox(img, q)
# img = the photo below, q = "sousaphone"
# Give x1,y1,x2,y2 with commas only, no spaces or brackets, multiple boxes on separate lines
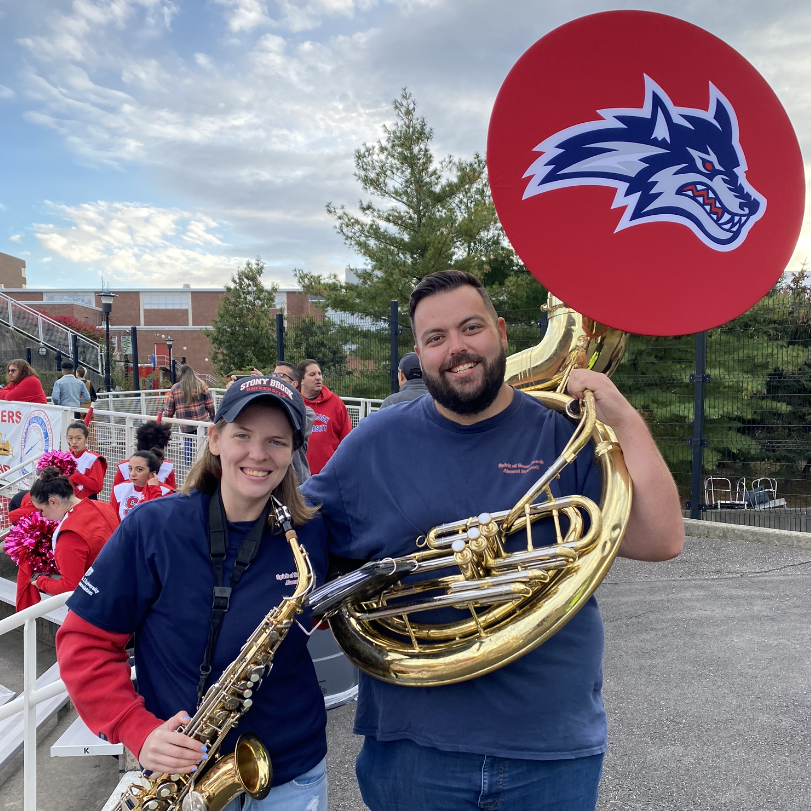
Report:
308,299,632,686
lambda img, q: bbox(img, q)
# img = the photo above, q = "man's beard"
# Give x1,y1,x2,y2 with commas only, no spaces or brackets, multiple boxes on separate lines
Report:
422,349,507,416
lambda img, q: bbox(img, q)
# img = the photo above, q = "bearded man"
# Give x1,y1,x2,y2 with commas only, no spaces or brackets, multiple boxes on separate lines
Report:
302,270,683,811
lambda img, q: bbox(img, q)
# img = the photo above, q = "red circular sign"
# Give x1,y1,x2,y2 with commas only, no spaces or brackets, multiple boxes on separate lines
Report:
488,11,805,335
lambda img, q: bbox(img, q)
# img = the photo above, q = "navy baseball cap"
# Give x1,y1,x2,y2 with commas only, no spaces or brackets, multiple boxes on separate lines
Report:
399,352,422,380
215,376,306,443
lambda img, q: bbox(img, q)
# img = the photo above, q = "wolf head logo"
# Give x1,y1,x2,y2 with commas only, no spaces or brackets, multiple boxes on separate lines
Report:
523,76,766,251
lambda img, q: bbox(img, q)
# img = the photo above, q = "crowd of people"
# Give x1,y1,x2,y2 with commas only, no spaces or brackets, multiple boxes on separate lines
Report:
0,270,684,811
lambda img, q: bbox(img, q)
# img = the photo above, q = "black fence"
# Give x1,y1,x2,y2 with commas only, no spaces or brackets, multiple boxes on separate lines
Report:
282,289,811,529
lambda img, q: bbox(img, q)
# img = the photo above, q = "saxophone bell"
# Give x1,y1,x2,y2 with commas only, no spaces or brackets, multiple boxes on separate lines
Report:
181,733,272,811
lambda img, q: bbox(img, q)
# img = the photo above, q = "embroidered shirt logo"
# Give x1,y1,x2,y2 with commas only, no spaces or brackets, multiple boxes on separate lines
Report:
499,459,545,474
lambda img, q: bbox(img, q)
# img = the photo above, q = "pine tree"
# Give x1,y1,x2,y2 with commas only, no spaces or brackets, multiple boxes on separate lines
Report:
296,89,541,319
206,259,279,376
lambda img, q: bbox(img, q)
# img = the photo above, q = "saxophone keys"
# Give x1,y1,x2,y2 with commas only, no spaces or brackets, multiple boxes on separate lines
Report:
242,698,253,709
155,781,178,798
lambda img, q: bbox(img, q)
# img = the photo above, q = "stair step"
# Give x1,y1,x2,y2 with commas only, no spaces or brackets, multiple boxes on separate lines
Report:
50,715,122,757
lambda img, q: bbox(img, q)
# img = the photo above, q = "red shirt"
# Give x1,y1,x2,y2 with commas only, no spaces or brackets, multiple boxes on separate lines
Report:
110,480,172,523
303,385,352,475
33,499,118,597
9,492,37,525
0,375,47,404
69,450,107,500
57,613,159,758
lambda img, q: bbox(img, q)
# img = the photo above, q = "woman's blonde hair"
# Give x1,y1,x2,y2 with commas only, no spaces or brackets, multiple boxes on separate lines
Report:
183,418,316,527
178,364,206,405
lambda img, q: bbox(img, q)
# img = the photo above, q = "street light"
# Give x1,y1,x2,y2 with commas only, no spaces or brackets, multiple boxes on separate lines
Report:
166,335,175,385
98,290,117,391
37,344,47,356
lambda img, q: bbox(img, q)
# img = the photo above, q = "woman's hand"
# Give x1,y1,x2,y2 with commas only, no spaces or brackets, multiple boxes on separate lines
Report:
138,711,206,774
147,474,161,487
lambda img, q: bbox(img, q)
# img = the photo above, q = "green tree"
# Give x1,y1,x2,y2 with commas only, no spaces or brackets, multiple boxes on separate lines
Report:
612,278,811,499
296,89,542,320
285,315,348,377
206,259,279,375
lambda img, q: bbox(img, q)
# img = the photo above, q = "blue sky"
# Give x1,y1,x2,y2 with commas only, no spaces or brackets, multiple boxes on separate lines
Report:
0,0,809,290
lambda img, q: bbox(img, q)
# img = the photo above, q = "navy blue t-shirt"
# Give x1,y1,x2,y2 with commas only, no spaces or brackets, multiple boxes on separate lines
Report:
302,389,606,760
67,490,328,785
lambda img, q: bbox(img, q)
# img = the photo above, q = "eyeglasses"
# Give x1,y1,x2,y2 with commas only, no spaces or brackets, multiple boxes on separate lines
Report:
272,372,293,382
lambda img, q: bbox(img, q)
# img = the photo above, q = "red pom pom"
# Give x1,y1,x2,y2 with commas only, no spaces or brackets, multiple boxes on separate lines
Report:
37,451,77,477
4,511,59,575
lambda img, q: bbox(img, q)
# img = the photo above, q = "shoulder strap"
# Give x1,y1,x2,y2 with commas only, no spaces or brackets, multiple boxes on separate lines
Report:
197,488,273,701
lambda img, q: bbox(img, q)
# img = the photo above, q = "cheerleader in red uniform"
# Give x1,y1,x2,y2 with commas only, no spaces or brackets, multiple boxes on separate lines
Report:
112,421,176,491
110,450,173,523
28,467,118,598
65,421,107,500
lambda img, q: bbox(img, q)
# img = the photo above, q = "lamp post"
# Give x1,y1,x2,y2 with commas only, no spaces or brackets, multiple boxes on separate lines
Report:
166,335,175,385
98,290,117,391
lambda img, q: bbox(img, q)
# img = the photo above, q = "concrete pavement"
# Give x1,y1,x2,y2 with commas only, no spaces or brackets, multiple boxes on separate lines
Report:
598,535,811,811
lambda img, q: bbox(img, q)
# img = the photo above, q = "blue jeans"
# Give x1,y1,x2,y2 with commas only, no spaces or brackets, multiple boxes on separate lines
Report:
182,433,196,469
356,738,603,811
222,757,327,811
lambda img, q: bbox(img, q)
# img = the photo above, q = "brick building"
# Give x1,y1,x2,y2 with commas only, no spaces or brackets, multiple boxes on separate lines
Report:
0,252,26,289
4,286,321,378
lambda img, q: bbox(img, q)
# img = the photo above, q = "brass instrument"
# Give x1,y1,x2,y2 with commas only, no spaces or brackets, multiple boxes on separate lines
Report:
308,296,632,686
116,498,314,811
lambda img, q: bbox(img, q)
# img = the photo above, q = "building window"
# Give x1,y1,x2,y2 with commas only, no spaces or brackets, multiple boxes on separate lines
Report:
142,294,189,309
274,294,285,310
44,292,93,306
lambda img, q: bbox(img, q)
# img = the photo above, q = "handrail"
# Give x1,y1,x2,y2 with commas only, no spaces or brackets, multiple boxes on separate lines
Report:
0,290,102,373
0,591,72,811
0,452,44,481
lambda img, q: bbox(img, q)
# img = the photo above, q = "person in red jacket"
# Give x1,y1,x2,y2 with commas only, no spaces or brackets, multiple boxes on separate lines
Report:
111,420,176,491
110,450,173,523
28,466,118,597
0,359,47,404
8,491,36,525
296,359,352,474
65,421,107,500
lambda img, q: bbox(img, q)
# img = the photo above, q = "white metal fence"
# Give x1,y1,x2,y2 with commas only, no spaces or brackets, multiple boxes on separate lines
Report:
0,392,383,536
84,392,382,497
0,592,72,811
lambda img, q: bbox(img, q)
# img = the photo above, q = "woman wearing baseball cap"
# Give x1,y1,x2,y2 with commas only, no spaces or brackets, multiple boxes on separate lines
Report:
55,377,330,811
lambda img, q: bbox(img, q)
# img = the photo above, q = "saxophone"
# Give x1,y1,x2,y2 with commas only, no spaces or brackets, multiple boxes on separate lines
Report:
116,498,315,811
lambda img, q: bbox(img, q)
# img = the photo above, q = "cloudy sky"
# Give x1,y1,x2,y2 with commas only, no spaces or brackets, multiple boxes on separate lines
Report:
0,0,808,290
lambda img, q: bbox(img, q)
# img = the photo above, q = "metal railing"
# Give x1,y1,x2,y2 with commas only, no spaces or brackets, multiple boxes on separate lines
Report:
80,409,211,498
81,395,383,496
0,592,72,811
0,291,102,372
92,390,383,428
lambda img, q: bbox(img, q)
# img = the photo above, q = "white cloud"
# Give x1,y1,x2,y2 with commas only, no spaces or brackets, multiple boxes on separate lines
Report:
216,0,273,32
33,202,240,285
0,85,15,99
7,0,811,285
8,234,22,243
41,256,52,262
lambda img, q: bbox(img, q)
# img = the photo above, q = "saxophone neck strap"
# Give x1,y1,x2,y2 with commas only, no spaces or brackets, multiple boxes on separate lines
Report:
197,487,274,701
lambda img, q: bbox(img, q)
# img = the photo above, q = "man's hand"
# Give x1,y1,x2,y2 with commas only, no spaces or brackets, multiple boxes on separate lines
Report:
566,368,639,431
138,710,206,774
566,368,684,561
